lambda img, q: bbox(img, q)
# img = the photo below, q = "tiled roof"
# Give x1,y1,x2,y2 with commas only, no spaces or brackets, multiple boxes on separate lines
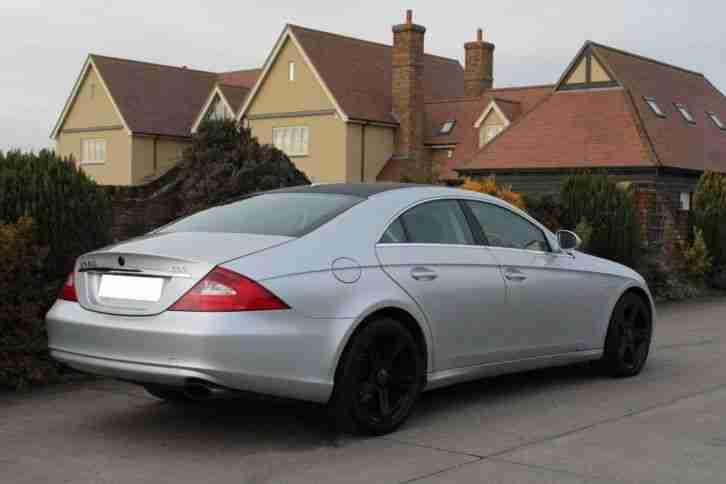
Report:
424,85,552,178
456,88,652,172
218,84,252,114
91,55,218,137
88,56,260,138
459,42,726,174
289,25,464,124
592,43,726,172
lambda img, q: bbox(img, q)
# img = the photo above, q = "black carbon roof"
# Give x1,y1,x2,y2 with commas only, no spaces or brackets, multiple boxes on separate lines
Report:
267,183,421,198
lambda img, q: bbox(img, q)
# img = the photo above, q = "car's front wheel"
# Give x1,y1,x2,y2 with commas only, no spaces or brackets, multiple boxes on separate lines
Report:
602,292,653,377
331,318,425,435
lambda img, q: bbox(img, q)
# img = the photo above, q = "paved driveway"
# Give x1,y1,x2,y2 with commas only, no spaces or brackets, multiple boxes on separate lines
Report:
3,298,726,483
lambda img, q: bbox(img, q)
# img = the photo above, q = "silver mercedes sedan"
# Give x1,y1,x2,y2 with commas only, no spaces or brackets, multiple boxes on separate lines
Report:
47,183,654,435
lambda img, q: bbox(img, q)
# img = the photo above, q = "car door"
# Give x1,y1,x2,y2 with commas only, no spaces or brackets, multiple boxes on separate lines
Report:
463,200,599,359
375,199,508,371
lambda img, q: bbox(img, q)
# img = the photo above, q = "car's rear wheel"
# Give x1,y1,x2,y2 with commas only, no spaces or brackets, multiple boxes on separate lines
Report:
143,384,192,403
331,318,425,436
602,292,652,377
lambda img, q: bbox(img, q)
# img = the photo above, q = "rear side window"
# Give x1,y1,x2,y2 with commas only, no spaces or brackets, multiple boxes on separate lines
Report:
391,200,474,245
380,219,407,243
158,193,362,237
466,201,550,252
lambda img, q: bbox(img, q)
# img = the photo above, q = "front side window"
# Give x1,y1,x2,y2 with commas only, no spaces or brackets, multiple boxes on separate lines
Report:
273,126,309,157
81,139,106,164
466,201,550,252
394,200,474,245
159,193,361,237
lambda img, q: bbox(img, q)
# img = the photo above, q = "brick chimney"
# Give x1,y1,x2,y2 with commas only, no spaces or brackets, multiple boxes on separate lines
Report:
392,9,426,168
464,28,495,97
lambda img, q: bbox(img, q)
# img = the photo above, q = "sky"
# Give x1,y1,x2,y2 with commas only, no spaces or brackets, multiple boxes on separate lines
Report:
1,0,724,152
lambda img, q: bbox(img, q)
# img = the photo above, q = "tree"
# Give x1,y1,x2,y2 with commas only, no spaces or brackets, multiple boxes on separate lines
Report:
176,119,310,215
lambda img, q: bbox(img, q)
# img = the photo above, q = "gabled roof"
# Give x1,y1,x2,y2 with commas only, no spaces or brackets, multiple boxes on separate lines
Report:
191,69,261,133
592,42,726,172
239,24,465,125
88,55,219,138
423,85,552,178
458,42,726,174
53,56,261,139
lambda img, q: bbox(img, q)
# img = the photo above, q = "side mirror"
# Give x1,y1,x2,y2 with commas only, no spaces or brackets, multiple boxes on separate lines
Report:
557,230,582,251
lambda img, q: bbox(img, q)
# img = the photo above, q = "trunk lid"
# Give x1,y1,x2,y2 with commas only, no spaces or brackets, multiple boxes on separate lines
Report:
75,232,294,316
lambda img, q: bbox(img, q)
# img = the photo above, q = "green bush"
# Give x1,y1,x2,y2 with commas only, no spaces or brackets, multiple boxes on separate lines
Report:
0,149,112,281
1,150,111,389
680,228,712,279
560,171,642,268
692,171,726,270
0,217,59,389
524,194,563,232
176,120,310,215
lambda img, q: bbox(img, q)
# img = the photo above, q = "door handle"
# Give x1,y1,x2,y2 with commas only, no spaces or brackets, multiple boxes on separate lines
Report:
411,267,437,281
504,268,527,282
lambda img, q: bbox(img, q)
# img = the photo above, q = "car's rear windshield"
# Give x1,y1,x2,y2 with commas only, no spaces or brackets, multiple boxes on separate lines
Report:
157,193,363,237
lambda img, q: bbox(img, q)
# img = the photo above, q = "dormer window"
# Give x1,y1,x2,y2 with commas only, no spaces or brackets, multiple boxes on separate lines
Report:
644,97,666,118
675,103,695,124
439,120,455,135
707,112,725,130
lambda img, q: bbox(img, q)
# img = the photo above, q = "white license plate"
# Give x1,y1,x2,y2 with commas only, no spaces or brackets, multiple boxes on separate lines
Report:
98,275,164,302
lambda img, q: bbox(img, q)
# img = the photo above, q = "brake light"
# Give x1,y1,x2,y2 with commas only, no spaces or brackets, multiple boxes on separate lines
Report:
169,267,289,312
59,272,78,302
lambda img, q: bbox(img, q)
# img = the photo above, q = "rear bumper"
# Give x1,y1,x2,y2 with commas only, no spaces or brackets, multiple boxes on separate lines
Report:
46,300,354,403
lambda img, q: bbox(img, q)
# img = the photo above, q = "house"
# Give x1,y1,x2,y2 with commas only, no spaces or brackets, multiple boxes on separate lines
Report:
453,42,726,247
52,55,259,185
236,11,465,183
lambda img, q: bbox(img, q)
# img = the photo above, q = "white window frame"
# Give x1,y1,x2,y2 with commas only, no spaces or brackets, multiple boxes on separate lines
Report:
675,103,695,124
80,138,106,165
644,97,666,118
707,111,725,130
288,61,295,82
272,126,309,157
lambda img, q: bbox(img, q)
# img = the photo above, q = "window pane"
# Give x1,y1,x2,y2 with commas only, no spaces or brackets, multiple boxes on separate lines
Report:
380,219,407,243
708,112,725,129
466,201,549,252
401,200,474,245
645,98,665,117
159,193,362,237
82,140,89,162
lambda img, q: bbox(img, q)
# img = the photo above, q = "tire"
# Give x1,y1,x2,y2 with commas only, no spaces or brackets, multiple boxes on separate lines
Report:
144,384,192,403
602,292,653,377
330,318,426,436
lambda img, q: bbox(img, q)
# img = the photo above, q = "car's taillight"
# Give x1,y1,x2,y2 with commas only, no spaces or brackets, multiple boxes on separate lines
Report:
59,272,78,302
169,267,289,312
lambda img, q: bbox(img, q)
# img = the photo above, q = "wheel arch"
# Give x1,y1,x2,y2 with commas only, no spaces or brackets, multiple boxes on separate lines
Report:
330,303,432,385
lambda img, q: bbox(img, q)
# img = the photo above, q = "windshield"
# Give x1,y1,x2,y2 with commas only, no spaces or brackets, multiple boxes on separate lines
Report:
158,193,363,237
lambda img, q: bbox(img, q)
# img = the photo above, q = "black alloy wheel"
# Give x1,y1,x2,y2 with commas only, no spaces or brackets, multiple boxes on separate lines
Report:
603,292,653,377
331,318,425,435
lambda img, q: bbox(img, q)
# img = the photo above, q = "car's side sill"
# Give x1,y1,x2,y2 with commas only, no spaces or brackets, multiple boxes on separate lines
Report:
425,349,603,391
